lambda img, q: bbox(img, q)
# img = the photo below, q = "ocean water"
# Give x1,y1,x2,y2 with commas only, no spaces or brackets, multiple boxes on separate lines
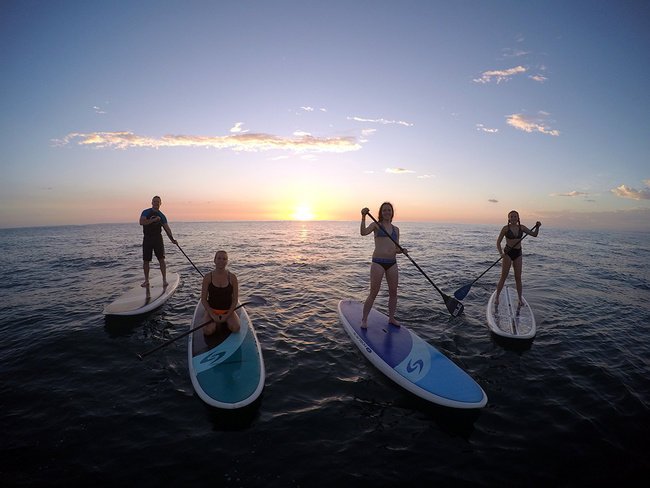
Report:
1,221,649,487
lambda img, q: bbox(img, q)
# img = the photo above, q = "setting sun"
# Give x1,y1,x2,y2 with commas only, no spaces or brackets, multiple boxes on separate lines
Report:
292,205,315,221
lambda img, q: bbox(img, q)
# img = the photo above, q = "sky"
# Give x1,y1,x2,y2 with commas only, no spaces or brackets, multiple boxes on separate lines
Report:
1,0,649,231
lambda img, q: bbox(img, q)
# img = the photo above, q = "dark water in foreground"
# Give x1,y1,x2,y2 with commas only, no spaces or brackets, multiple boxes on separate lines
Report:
1,221,649,487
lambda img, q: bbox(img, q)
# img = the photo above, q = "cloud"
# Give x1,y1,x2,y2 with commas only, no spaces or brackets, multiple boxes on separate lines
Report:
501,48,529,59
57,131,362,153
550,191,589,197
611,184,650,200
230,122,248,133
488,199,498,203
506,112,560,136
348,116,413,127
476,123,499,133
385,168,413,174
473,65,526,83
417,174,435,179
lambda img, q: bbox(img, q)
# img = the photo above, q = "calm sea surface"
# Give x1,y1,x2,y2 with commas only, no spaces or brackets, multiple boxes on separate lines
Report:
1,221,649,487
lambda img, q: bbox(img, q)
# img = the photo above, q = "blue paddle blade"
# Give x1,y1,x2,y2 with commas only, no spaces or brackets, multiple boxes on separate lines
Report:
454,284,472,301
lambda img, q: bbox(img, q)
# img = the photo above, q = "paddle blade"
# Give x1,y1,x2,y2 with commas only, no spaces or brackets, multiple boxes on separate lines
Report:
245,295,267,306
444,294,464,317
454,284,472,301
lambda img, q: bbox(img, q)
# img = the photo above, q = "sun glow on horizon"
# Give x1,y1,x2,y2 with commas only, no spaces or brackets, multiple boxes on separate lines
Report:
291,205,315,221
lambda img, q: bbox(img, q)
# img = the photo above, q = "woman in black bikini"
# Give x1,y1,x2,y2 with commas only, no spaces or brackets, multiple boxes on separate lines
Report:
495,210,541,306
359,202,407,329
200,250,241,335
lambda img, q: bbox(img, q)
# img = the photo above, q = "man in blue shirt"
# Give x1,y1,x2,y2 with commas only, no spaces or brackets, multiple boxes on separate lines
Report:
140,195,177,287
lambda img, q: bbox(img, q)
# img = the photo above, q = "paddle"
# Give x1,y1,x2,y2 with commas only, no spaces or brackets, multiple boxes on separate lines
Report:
136,295,267,360
453,222,540,300
366,213,464,317
176,243,204,277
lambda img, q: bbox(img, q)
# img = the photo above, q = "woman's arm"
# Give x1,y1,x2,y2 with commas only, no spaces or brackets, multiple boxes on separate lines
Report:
360,208,376,236
523,222,541,237
496,227,507,255
225,273,239,320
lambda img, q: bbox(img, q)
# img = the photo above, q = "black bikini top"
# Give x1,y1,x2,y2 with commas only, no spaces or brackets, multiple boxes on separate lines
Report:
506,225,523,239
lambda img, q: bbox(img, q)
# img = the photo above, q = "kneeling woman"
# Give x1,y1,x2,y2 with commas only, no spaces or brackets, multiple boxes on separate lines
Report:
201,250,241,335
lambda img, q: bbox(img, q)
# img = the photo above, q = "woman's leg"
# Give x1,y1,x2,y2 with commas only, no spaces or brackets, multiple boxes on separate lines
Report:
361,263,385,328
495,256,512,304
513,257,523,305
385,264,400,326
226,311,241,333
203,309,216,336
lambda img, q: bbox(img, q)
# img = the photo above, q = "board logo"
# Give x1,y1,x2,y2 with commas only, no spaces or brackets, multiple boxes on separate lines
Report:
201,350,227,366
407,359,424,375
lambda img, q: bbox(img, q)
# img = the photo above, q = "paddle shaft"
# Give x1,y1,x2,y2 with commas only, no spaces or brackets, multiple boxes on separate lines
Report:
137,301,249,360
176,243,204,277
367,213,446,296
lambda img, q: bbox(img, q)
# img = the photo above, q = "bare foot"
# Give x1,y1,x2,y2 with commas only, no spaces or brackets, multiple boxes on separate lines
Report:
389,318,401,327
163,281,169,287
360,320,368,329
141,281,149,287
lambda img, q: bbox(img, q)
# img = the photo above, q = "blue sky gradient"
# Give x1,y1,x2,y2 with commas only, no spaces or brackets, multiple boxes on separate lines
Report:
1,1,648,230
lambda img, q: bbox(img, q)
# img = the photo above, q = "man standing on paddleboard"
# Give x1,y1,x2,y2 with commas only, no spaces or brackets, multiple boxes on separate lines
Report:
140,195,177,287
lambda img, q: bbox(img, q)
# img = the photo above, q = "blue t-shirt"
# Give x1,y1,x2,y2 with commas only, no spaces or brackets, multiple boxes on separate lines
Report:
141,208,168,236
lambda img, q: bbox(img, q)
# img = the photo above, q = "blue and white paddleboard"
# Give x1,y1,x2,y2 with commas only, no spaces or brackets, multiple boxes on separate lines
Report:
486,286,536,339
103,272,180,316
338,300,487,409
188,300,265,409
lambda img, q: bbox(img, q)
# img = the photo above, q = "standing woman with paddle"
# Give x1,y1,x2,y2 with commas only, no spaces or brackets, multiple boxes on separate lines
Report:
360,202,407,329
201,250,241,335
495,210,541,306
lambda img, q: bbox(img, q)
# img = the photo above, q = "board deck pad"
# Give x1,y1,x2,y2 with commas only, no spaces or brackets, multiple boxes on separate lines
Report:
338,300,487,409
486,286,536,339
103,272,180,315
188,301,265,409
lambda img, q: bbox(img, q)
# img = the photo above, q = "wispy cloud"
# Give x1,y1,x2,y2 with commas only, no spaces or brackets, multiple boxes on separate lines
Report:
473,65,527,84
506,112,560,136
476,123,499,133
488,199,498,203
611,184,650,200
500,48,529,59
230,122,248,133
417,174,435,179
348,116,413,127
550,191,589,197
56,131,362,153
385,168,414,174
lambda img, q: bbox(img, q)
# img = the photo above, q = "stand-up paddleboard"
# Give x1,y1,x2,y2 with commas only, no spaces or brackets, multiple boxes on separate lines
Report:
338,300,487,409
188,300,265,409
486,286,536,339
103,272,180,316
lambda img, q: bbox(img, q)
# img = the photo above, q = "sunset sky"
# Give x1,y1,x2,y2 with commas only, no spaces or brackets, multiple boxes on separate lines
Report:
1,1,648,231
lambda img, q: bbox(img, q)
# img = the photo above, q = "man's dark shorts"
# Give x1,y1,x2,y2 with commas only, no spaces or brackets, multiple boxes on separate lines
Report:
143,235,165,261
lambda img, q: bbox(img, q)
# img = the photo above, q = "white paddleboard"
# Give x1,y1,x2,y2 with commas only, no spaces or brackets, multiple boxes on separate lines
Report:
486,286,536,339
188,300,265,409
338,300,487,409
103,272,180,316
